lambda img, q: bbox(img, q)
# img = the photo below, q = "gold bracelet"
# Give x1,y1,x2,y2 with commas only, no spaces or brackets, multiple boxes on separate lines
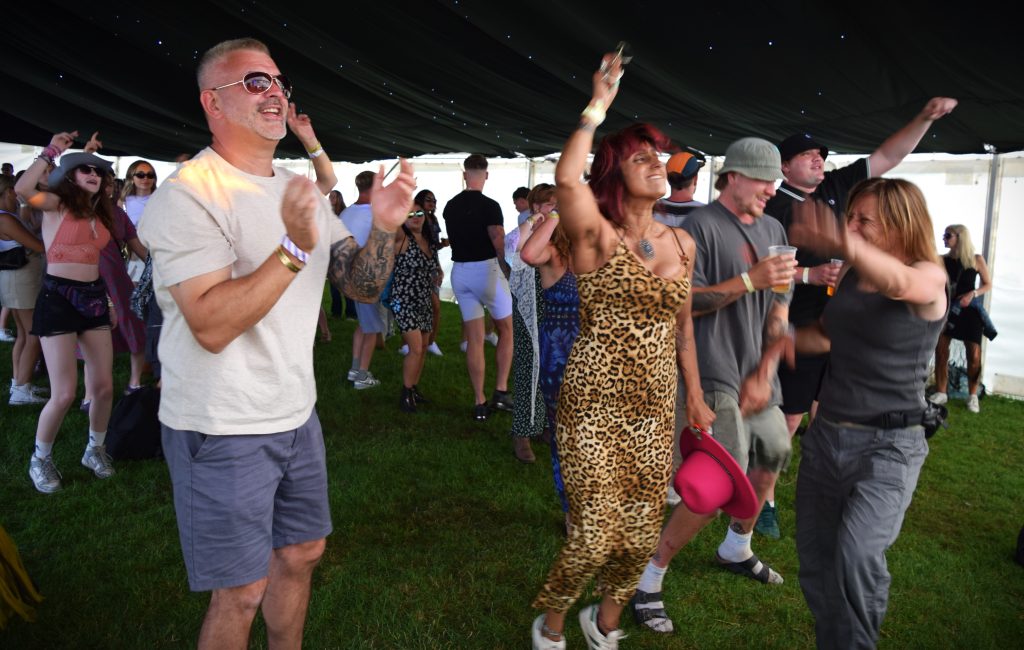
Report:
275,245,302,273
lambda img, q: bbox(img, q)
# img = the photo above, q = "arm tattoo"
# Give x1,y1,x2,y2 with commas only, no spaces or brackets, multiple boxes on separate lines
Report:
763,314,788,347
328,228,396,302
691,290,740,316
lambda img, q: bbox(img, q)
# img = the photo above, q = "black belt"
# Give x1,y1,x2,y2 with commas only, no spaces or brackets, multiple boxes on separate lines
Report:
859,410,924,429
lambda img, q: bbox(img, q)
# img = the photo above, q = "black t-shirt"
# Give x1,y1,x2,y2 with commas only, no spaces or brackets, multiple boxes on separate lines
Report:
765,158,868,326
442,190,504,262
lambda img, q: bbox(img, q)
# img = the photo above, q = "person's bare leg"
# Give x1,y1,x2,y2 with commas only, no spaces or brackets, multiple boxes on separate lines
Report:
732,467,777,534
598,595,625,634
316,308,330,342
651,502,717,568
129,351,146,388
261,538,326,650
764,412,805,505
350,325,363,372
463,317,486,404
35,334,80,445
401,330,424,388
79,328,114,433
12,309,40,385
492,315,513,392
197,579,267,650
934,334,951,392
358,332,377,372
541,609,567,641
428,292,441,346
966,341,982,396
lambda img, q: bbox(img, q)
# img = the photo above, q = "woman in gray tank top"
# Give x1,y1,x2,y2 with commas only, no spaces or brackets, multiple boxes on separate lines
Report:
788,178,948,650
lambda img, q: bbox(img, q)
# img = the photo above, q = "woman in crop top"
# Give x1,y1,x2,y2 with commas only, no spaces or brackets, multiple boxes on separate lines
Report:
14,130,119,494
790,178,947,649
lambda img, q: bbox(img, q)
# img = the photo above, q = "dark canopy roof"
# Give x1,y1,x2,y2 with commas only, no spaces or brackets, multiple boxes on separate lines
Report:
5,1,1022,161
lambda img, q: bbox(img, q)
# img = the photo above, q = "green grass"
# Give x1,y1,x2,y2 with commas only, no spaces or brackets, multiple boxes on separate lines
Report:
2,300,1023,648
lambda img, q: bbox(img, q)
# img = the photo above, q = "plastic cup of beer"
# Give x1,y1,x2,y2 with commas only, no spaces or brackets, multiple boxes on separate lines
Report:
826,258,843,296
768,245,797,293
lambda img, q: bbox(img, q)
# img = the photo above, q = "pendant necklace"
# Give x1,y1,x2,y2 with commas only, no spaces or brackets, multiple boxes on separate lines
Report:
624,222,657,260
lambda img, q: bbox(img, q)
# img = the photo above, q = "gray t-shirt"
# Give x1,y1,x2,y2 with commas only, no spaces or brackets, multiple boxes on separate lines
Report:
682,200,790,402
138,147,351,435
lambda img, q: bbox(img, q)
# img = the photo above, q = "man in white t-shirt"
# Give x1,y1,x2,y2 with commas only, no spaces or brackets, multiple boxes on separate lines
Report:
137,37,414,649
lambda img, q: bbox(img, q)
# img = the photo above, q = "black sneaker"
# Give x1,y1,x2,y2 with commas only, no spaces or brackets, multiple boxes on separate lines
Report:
490,390,514,412
472,403,490,421
411,385,430,405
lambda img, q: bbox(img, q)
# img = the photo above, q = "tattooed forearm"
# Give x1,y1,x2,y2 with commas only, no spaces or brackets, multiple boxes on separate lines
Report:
763,314,788,347
329,229,396,302
691,289,742,316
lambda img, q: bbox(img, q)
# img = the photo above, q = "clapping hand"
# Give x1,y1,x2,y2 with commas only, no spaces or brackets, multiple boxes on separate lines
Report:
370,159,416,233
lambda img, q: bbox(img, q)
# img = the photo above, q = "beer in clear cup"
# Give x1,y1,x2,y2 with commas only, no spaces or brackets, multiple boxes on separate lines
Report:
768,245,797,293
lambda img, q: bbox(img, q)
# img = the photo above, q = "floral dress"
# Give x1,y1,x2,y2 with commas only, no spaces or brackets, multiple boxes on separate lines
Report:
388,227,436,333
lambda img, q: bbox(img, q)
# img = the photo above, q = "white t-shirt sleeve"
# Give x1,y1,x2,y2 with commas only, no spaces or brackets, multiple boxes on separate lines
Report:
140,183,237,288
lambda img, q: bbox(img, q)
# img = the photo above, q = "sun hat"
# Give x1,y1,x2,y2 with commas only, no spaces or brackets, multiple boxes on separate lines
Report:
47,152,114,188
666,151,705,180
673,425,759,519
718,137,784,182
778,133,829,162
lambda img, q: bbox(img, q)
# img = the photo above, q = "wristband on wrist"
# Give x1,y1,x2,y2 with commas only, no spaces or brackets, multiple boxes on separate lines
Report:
305,140,321,154
802,267,810,284
741,271,756,293
275,245,302,273
280,235,310,263
308,147,324,159
580,100,607,127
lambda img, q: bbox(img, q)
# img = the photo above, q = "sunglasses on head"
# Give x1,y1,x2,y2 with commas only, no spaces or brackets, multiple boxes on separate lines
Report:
407,210,425,219
210,71,292,100
133,171,156,180
75,165,103,177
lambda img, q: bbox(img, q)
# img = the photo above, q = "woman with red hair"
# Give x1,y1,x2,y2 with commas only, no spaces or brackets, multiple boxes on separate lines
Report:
529,53,713,650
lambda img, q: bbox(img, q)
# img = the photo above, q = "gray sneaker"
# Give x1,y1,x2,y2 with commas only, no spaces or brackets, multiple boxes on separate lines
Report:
353,371,381,390
346,369,360,381
81,445,115,479
29,455,62,493
10,384,48,405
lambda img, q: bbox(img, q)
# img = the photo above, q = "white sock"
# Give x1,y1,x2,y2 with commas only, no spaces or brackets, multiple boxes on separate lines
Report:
767,499,776,508
718,526,753,563
637,561,667,593
88,429,107,448
34,440,54,459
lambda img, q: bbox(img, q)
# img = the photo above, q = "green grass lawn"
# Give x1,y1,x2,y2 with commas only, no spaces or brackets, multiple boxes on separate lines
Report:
2,301,1022,648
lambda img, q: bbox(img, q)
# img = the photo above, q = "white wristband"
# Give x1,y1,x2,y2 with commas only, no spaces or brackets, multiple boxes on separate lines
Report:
308,147,324,159
741,272,755,293
802,267,810,284
280,235,310,263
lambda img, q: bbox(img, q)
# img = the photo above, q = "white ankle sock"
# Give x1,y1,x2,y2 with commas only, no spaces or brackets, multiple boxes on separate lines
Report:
718,526,753,563
637,561,667,593
34,440,53,459
88,429,107,448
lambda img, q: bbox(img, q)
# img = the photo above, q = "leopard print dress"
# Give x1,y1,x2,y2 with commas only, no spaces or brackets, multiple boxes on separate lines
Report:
533,237,690,611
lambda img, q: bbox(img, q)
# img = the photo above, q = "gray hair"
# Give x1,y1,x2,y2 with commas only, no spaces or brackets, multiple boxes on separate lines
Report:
196,38,271,89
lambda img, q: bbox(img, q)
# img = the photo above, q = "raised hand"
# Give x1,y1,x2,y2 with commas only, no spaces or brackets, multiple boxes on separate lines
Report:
280,176,320,253
590,52,624,110
84,132,103,154
286,103,318,149
49,130,79,154
920,97,958,121
370,159,416,233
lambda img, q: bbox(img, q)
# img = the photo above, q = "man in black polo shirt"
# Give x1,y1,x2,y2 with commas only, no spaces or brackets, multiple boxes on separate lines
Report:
756,96,958,538
443,154,514,420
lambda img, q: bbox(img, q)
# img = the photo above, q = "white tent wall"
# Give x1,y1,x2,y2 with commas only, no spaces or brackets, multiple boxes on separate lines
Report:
3,144,1020,395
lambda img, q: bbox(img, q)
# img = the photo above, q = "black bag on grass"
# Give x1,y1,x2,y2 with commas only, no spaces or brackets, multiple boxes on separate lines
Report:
106,386,162,460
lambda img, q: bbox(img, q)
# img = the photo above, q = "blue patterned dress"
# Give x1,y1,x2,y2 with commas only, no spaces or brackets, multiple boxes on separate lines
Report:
539,270,579,513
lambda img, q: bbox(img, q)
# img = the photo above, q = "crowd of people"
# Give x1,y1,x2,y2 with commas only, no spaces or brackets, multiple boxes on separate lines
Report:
2,35,993,650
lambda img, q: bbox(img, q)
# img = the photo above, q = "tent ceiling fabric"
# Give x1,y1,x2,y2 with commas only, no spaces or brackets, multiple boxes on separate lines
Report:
5,2,1022,162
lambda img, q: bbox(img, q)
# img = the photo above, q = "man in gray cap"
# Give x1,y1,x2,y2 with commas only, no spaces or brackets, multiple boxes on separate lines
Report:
629,137,797,635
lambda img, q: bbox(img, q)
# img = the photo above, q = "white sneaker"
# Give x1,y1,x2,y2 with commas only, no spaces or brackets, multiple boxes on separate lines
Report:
353,371,381,390
29,455,62,493
426,342,443,356
929,392,948,405
10,384,48,405
0,329,15,343
532,614,566,650
82,445,115,478
485,332,499,346
459,340,468,353
578,604,625,649
666,484,681,507
398,344,410,356
346,369,360,381
966,394,980,413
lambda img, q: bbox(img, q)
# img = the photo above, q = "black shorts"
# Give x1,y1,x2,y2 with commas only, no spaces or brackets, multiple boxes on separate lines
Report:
945,308,983,345
778,353,828,415
31,274,111,337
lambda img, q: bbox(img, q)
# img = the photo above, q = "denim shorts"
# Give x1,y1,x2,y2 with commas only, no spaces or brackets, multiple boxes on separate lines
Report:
162,410,332,591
